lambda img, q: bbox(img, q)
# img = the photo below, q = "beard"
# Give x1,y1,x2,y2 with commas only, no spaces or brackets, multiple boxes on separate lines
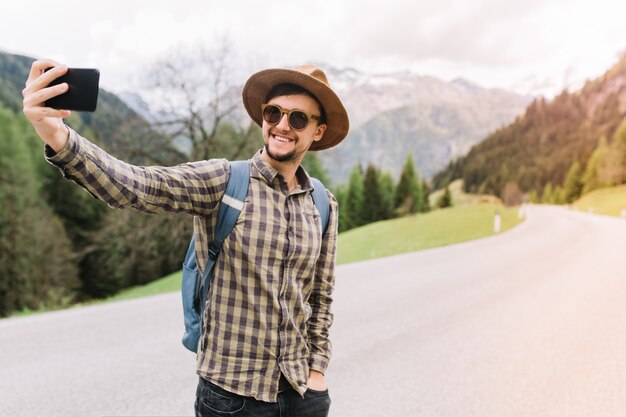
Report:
264,143,298,163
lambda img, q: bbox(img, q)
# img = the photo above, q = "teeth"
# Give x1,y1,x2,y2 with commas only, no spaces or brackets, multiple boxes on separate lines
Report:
274,135,292,143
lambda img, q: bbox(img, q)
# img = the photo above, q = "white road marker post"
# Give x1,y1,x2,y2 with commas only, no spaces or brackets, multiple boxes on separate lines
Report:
494,210,502,234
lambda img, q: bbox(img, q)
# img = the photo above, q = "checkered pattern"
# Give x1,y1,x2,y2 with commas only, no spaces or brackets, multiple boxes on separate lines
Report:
46,128,338,403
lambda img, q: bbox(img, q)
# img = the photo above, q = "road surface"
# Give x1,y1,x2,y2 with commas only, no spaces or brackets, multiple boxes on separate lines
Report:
1,205,625,416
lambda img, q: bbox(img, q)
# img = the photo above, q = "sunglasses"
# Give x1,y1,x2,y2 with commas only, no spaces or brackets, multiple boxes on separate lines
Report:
261,104,321,131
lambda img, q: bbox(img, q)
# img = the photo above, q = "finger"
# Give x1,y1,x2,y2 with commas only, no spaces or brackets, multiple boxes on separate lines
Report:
27,59,61,83
23,65,65,96
23,106,71,122
24,63,68,95
23,82,68,107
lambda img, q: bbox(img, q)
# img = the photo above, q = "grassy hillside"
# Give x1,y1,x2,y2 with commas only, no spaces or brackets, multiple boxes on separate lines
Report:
337,203,522,264
106,270,183,302
571,185,626,217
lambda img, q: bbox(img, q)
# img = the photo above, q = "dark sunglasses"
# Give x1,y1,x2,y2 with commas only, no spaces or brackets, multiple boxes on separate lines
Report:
261,104,321,131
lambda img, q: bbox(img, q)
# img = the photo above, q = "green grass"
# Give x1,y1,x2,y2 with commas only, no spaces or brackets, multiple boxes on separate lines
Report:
10,270,184,317
337,203,523,264
572,185,626,217
104,269,183,302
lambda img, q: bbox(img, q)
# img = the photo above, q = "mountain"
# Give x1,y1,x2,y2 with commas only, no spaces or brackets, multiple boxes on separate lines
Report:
434,53,626,197
117,91,158,122
312,64,532,183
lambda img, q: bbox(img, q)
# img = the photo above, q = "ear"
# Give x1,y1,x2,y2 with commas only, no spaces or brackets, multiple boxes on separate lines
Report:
312,123,327,142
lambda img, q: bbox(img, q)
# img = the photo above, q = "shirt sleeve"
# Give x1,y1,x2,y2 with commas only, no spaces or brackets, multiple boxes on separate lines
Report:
307,189,339,374
45,127,230,216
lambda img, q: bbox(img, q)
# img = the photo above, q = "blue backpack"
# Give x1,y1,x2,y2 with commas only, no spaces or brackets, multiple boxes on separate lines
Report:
181,160,331,352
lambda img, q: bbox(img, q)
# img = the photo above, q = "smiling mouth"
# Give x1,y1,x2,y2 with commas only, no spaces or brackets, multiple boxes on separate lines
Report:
272,134,295,143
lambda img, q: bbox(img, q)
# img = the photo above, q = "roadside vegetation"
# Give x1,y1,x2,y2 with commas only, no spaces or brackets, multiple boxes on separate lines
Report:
571,185,626,217
11,180,524,314
337,203,521,264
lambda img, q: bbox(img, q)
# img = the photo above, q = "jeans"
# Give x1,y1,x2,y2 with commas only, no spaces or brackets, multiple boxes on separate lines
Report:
195,377,331,417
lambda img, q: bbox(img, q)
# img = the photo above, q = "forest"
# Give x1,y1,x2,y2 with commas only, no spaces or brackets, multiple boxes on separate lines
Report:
433,54,626,205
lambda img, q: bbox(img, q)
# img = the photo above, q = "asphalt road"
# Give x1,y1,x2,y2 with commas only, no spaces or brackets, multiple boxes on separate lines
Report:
2,205,626,417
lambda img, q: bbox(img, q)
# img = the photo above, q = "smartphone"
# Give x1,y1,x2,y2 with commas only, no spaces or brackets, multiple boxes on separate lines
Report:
45,67,100,112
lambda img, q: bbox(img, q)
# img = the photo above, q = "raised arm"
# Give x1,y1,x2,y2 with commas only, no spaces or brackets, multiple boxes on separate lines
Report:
22,59,229,217
22,59,72,151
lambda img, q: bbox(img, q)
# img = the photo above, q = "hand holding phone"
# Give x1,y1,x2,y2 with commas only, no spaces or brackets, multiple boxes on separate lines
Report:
45,67,100,112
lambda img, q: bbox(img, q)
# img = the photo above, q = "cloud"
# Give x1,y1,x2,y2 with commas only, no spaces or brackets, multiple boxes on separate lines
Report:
2,0,626,96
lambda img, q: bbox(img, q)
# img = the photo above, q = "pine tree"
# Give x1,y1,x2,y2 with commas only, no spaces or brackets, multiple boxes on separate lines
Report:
378,171,395,220
610,116,626,184
344,164,365,230
302,152,331,187
542,182,554,204
362,164,383,224
563,161,584,203
333,185,350,233
553,186,566,205
436,186,452,208
420,180,431,213
394,155,424,216
582,137,610,194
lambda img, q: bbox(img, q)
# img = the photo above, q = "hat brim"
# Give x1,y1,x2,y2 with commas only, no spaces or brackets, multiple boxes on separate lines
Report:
242,68,349,151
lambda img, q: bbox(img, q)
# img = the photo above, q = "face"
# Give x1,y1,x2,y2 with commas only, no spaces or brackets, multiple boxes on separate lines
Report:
261,94,327,166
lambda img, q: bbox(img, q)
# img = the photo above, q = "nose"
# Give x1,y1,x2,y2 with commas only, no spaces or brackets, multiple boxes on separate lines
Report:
276,113,290,131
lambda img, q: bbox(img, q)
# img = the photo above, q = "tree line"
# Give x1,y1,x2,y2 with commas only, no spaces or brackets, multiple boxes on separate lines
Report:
333,155,439,233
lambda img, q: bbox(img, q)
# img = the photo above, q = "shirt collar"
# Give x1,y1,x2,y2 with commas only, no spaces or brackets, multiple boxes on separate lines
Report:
251,149,314,193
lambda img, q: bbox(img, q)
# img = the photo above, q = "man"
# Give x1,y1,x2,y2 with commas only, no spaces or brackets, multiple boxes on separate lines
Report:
22,60,349,417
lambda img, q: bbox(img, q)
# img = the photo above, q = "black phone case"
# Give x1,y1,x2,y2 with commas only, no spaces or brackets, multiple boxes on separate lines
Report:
45,68,100,112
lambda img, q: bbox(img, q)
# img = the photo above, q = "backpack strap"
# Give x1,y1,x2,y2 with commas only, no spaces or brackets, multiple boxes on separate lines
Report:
310,177,330,235
197,160,250,307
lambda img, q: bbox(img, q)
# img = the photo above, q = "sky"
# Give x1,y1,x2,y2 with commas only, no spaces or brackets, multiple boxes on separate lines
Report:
3,0,626,98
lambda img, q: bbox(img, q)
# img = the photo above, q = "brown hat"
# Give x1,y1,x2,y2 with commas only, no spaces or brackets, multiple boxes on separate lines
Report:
242,64,350,151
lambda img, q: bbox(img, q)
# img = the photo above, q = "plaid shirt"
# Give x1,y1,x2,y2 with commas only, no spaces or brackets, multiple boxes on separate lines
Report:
46,128,338,402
